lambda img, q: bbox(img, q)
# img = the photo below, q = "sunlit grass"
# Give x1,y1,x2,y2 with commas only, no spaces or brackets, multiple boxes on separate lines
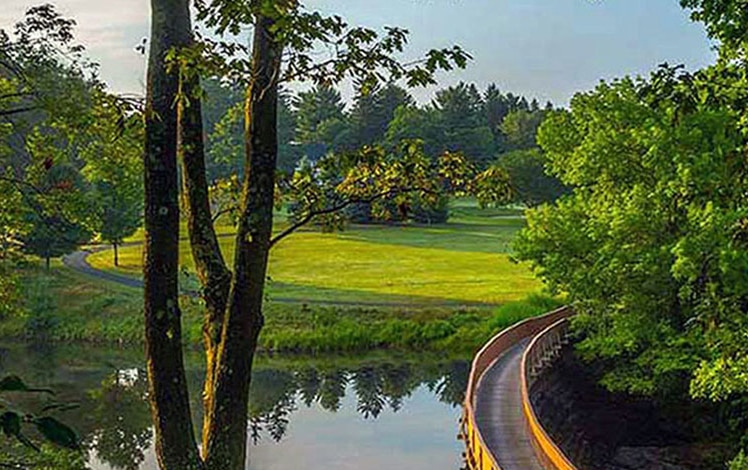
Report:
88,202,540,305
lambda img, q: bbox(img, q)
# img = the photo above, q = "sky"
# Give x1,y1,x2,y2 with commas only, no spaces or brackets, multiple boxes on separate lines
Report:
1,0,717,106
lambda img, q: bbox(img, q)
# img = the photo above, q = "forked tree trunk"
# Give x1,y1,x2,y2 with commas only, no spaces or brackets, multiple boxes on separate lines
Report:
201,13,282,470
142,0,201,468
146,0,283,467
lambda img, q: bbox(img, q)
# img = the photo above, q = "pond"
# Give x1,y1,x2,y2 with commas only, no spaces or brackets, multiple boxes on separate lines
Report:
0,343,469,470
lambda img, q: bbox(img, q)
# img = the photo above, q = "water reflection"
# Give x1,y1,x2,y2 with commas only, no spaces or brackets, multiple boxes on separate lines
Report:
88,370,152,470
0,343,468,470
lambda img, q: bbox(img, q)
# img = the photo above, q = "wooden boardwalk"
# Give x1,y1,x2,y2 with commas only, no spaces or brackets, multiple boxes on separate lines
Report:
474,339,544,470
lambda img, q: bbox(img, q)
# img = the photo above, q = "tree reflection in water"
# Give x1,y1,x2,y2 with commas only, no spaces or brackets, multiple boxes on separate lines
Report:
0,344,468,470
88,370,152,470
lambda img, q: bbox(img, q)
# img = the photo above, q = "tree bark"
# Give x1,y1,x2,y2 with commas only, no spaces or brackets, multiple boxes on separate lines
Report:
177,50,232,447
202,13,282,470
143,0,201,469
113,242,119,267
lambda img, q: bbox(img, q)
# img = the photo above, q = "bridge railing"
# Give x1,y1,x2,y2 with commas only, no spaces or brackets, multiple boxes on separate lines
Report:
461,306,574,470
521,317,576,470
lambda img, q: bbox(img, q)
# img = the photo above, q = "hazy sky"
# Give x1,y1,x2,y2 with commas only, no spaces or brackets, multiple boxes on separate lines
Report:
1,0,717,105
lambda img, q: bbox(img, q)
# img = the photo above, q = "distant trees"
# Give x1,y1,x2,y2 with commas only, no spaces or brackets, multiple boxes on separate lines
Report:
350,83,414,147
294,85,349,158
201,79,562,225
207,87,299,178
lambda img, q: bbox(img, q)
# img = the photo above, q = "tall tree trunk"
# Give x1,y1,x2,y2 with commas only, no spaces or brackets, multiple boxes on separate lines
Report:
177,51,232,447
202,13,282,470
113,242,119,267
143,0,200,468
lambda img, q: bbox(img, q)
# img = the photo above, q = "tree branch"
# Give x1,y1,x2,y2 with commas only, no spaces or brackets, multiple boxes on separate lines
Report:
269,187,433,248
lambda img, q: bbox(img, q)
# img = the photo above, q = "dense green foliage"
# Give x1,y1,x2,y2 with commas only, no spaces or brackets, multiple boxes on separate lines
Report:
681,0,748,58
507,2,748,464
515,62,748,463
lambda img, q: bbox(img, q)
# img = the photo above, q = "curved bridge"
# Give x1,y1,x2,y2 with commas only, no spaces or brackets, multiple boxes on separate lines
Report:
461,307,576,470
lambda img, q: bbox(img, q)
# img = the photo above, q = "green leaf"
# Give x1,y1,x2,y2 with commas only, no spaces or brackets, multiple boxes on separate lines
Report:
0,375,54,394
33,416,80,450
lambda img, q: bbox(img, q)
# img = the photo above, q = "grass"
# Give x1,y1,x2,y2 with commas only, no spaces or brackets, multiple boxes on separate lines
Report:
89,201,540,306
4,200,557,354
4,260,560,355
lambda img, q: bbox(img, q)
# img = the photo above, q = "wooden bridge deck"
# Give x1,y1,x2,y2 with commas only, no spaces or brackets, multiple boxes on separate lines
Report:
474,338,544,470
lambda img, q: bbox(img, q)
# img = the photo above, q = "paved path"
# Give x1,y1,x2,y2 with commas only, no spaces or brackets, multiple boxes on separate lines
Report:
474,338,544,470
63,249,144,289
62,247,498,308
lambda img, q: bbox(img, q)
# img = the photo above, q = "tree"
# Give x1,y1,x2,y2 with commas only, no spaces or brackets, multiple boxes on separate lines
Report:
16,162,93,269
350,83,413,147
142,0,200,468
500,109,545,151
294,84,346,158
433,82,494,165
497,148,567,206
483,83,512,149
81,100,144,266
515,65,748,412
142,0,482,468
93,181,141,266
21,214,89,270
385,104,444,156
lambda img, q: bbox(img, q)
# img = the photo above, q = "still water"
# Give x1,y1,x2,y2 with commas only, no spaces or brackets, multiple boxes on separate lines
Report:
0,343,468,470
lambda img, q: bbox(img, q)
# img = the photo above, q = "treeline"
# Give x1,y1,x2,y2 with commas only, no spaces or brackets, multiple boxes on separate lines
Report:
202,80,567,222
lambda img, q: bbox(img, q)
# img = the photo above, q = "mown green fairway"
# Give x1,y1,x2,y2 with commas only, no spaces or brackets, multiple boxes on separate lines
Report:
88,202,540,305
